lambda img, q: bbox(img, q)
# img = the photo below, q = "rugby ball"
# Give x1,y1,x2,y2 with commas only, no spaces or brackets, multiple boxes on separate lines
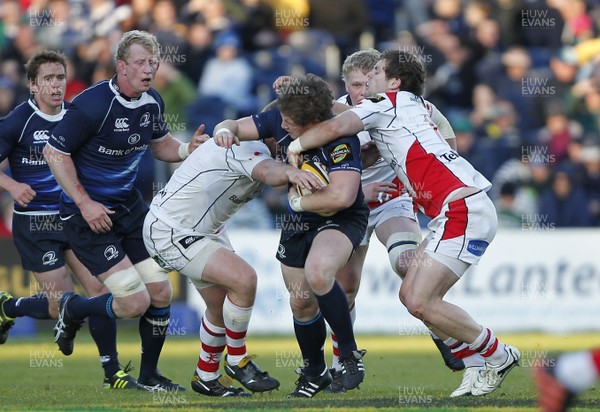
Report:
295,160,330,196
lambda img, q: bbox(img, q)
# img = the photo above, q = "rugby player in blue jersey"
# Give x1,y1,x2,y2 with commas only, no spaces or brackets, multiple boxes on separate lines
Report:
214,74,368,397
0,50,139,390
44,31,206,392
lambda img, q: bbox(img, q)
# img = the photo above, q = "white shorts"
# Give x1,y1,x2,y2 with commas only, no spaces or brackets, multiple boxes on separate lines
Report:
424,191,497,268
143,211,233,288
360,193,417,246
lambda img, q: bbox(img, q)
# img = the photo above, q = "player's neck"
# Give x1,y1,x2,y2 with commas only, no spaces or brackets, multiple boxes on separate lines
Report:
113,74,143,100
32,97,62,115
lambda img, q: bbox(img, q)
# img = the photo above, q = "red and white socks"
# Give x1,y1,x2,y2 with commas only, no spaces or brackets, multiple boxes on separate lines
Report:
223,295,253,366
196,317,226,381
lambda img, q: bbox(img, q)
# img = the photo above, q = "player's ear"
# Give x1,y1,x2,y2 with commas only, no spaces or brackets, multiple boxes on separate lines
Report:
116,60,127,75
29,79,38,94
390,77,401,91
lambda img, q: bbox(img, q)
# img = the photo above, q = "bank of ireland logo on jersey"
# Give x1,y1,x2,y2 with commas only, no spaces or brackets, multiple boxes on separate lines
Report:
42,251,58,266
114,117,129,132
139,112,151,128
104,245,119,261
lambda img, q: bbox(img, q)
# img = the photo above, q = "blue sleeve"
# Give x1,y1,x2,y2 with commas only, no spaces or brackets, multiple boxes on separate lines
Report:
323,135,363,174
0,115,20,162
252,109,281,140
48,100,101,154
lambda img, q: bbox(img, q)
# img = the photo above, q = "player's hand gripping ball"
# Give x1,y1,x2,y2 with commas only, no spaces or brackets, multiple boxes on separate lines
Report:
295,160,330,196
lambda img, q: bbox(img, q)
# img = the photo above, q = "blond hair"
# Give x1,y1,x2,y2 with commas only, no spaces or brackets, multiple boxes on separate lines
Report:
341,48,381,82
115,30,160,62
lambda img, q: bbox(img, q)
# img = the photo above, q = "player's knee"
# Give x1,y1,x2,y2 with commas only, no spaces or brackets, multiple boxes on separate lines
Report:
288,294,316,319
82,281,109,298
386,232,421,276
230,269,257,295
304,269,332,295
116,291,151,318
401,292,428,322
148,281,173,308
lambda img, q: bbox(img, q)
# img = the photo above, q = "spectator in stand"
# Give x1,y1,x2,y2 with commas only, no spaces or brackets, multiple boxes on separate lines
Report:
580,144,600,225
538,167,592,227
179,17,213,85
537,106,584,165
198,31,256,117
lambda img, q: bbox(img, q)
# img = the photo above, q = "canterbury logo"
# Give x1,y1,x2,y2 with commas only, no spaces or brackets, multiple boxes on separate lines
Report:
33,130,50,141
114,118,129,130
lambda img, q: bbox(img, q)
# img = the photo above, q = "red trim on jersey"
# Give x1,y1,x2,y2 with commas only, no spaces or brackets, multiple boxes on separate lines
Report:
226,329,247,340
386,92,397,107
405,142,466,217
591,348,600,376
441,197,468,241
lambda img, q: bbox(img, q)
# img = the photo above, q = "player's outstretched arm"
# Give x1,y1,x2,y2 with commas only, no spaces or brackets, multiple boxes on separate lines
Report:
213,117,260,148
151,124,209,162
288,110,364,154
251,159,324,191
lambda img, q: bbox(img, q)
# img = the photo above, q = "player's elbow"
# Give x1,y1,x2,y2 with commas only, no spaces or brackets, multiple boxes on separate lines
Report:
42,144,59,165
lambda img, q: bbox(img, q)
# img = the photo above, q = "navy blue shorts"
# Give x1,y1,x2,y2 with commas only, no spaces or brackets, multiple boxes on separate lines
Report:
62,190,150,276
276,209,368,268
12,212,68,273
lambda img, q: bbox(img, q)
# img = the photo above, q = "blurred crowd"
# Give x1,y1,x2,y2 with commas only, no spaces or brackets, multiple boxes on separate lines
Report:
0,0,599,232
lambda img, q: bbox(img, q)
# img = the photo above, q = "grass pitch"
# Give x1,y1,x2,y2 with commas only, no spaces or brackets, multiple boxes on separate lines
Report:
1,325,598,411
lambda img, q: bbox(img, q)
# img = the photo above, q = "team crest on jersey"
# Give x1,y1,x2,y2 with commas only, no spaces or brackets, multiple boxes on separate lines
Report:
364,94,385,103
104,245,119,261
42,251,58,266
139,112,151,128
128,134,141,145
114,117,129,132
330,144,353,164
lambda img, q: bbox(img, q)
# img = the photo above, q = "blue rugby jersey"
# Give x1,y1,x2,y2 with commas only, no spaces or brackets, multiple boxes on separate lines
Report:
0,99,68,213
47,78,169,213
252,108,367,223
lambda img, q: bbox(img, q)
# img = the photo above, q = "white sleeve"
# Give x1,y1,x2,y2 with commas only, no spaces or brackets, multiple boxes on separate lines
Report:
226,141,272,179
426,101,455,141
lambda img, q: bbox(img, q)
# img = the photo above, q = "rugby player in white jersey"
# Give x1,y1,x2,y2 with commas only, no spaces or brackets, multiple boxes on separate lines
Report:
220,50,521,396
142,137,322,396
326,49,482,394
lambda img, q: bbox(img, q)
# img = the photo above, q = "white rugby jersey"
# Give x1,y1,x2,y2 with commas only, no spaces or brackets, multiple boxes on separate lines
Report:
149,139,271,235
351,91,490,218
338,94,456,209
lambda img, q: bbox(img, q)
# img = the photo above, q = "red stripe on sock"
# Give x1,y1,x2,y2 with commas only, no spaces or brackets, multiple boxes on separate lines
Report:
226,329,247,340
227,345,247,356
474,328,491,353
201,343,225,354
591,348,600,376
453,347,477,359
202,319,225,337
481,338,499,358
198,359,220,372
